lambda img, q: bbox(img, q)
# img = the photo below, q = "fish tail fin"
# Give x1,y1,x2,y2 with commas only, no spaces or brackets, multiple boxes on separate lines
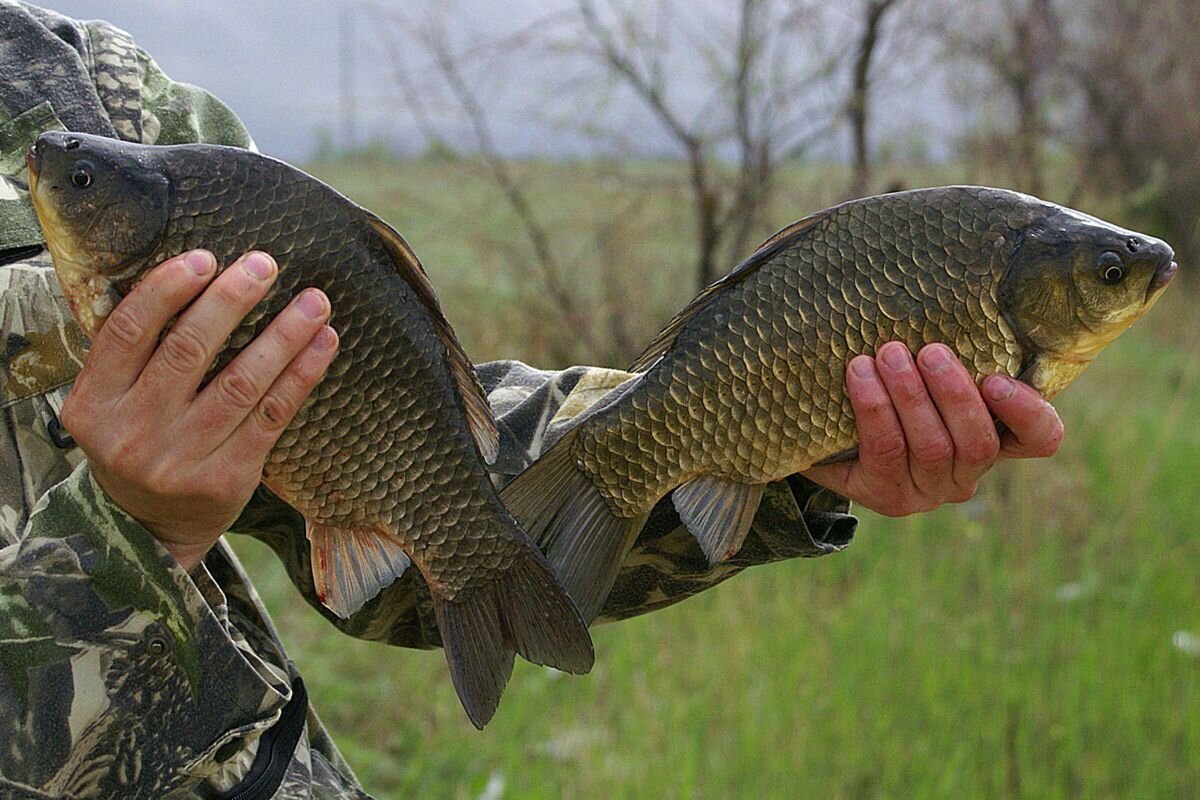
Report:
501,428,649,623
307,523,413,618
434,533,594,729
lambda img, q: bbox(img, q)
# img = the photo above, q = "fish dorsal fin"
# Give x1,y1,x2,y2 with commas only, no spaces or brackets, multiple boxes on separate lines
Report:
367,213,499,463
628,210,830,372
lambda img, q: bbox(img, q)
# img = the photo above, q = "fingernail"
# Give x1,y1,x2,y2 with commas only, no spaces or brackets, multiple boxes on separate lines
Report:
312,325,338,351
919,345,951,373
850,356,876,380
879,343,910,372
242,252,275,280
985,375,1015,401
298,289,328,319
185,250,213,275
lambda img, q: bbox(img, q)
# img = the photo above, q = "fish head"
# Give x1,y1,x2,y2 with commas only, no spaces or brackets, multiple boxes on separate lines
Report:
27,131,170,338
1001,203,1177,367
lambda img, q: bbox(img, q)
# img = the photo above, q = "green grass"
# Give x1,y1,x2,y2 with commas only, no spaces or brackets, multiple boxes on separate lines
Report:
229,158,1200,798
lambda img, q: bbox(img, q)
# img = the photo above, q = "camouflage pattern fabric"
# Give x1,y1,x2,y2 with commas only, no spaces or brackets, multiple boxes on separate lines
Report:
0,3,856,797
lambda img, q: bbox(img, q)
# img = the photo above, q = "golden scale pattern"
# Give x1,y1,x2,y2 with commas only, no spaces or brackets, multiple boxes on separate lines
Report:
157,149,523,596
577,189,1026,519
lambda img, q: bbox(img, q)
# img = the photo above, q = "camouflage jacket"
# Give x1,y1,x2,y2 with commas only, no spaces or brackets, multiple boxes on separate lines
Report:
0,3,856,798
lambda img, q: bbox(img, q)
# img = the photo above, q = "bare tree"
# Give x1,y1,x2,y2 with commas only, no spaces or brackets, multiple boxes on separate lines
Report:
359,1,932,363
846,0,904,197
570,0,842,289
937,0,1064,195
1067,0,1200,269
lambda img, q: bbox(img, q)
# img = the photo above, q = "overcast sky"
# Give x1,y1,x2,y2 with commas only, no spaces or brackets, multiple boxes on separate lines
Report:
40,1,960,162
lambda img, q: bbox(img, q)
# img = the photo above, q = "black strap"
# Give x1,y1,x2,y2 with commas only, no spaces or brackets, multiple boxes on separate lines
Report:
0,245,43,267
214,676,309,800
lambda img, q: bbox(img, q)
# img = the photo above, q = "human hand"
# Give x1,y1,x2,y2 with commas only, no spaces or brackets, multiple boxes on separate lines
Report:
59,250,338,570
801,341,1064,517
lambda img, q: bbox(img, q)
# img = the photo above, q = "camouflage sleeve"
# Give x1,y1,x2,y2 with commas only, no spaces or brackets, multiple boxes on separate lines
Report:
238,361,857,648
0,461,316,796
131,38,255,150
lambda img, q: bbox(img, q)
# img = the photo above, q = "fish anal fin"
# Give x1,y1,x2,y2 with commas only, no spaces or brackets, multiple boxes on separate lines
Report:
672,477,765,566
500,427,647,623
307,522,412,618
433,543,594,729
366,213,498,462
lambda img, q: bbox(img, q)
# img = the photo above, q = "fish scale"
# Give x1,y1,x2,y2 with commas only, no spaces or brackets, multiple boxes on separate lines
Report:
27,130,593,729
502,185,1176,625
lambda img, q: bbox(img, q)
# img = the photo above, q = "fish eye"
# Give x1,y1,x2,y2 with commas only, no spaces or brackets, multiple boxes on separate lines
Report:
1097,251,1125,284
70,160,94,189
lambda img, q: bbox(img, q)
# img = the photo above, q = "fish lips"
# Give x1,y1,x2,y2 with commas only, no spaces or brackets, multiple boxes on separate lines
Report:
1148,258,1179,300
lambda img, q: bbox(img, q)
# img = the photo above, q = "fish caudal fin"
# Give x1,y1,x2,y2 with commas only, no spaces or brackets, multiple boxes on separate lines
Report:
434,541,594,729
501,428,648,623
671,477,764,565
307,524,413,618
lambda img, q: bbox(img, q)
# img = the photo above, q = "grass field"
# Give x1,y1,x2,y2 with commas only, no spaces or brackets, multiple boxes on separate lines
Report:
230,158,1199,798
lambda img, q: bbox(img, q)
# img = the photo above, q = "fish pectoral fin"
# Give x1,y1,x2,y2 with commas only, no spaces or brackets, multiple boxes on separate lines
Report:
813,447,859,467
307,523,412,618
433,542,595,730
672,477,765,566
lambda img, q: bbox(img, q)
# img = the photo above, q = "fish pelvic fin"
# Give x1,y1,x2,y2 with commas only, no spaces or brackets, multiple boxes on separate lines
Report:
671,477,764,566
433,536,594,729
500,427,649,623
307,523,412,618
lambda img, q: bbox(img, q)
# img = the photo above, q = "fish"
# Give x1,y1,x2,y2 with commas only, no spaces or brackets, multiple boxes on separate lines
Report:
501,186,1178,622
26,130,593,728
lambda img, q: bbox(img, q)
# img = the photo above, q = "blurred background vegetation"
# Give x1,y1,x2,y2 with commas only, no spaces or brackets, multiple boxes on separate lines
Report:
229,0,1198,796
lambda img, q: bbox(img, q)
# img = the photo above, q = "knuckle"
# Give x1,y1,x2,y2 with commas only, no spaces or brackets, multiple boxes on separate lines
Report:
886,377,925,408
212,273,252,307
960,435,1001,465
254,391,293,434
215,368,262,410
867,432,908,464
160,324,210,374
912,437,953,468
103,306,146,351
855,391,892,418
59,393,85,436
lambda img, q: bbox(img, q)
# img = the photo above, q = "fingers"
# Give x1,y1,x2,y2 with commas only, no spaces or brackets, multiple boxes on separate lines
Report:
875,342,954,496
845,354,908,476
72,250,217,405
982,375,1065,459
224,324,339,461
192,287,332,444
916,344,1000,490
138,252,278,405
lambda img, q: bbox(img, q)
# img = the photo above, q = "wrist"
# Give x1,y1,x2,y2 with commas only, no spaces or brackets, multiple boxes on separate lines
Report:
157,538,213,572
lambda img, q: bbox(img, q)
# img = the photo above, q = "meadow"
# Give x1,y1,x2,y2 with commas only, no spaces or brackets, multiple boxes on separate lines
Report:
230,157,1200,798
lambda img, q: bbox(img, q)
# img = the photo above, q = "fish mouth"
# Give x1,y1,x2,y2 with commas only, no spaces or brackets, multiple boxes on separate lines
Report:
26,143,40,189
1147,259,1179,301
